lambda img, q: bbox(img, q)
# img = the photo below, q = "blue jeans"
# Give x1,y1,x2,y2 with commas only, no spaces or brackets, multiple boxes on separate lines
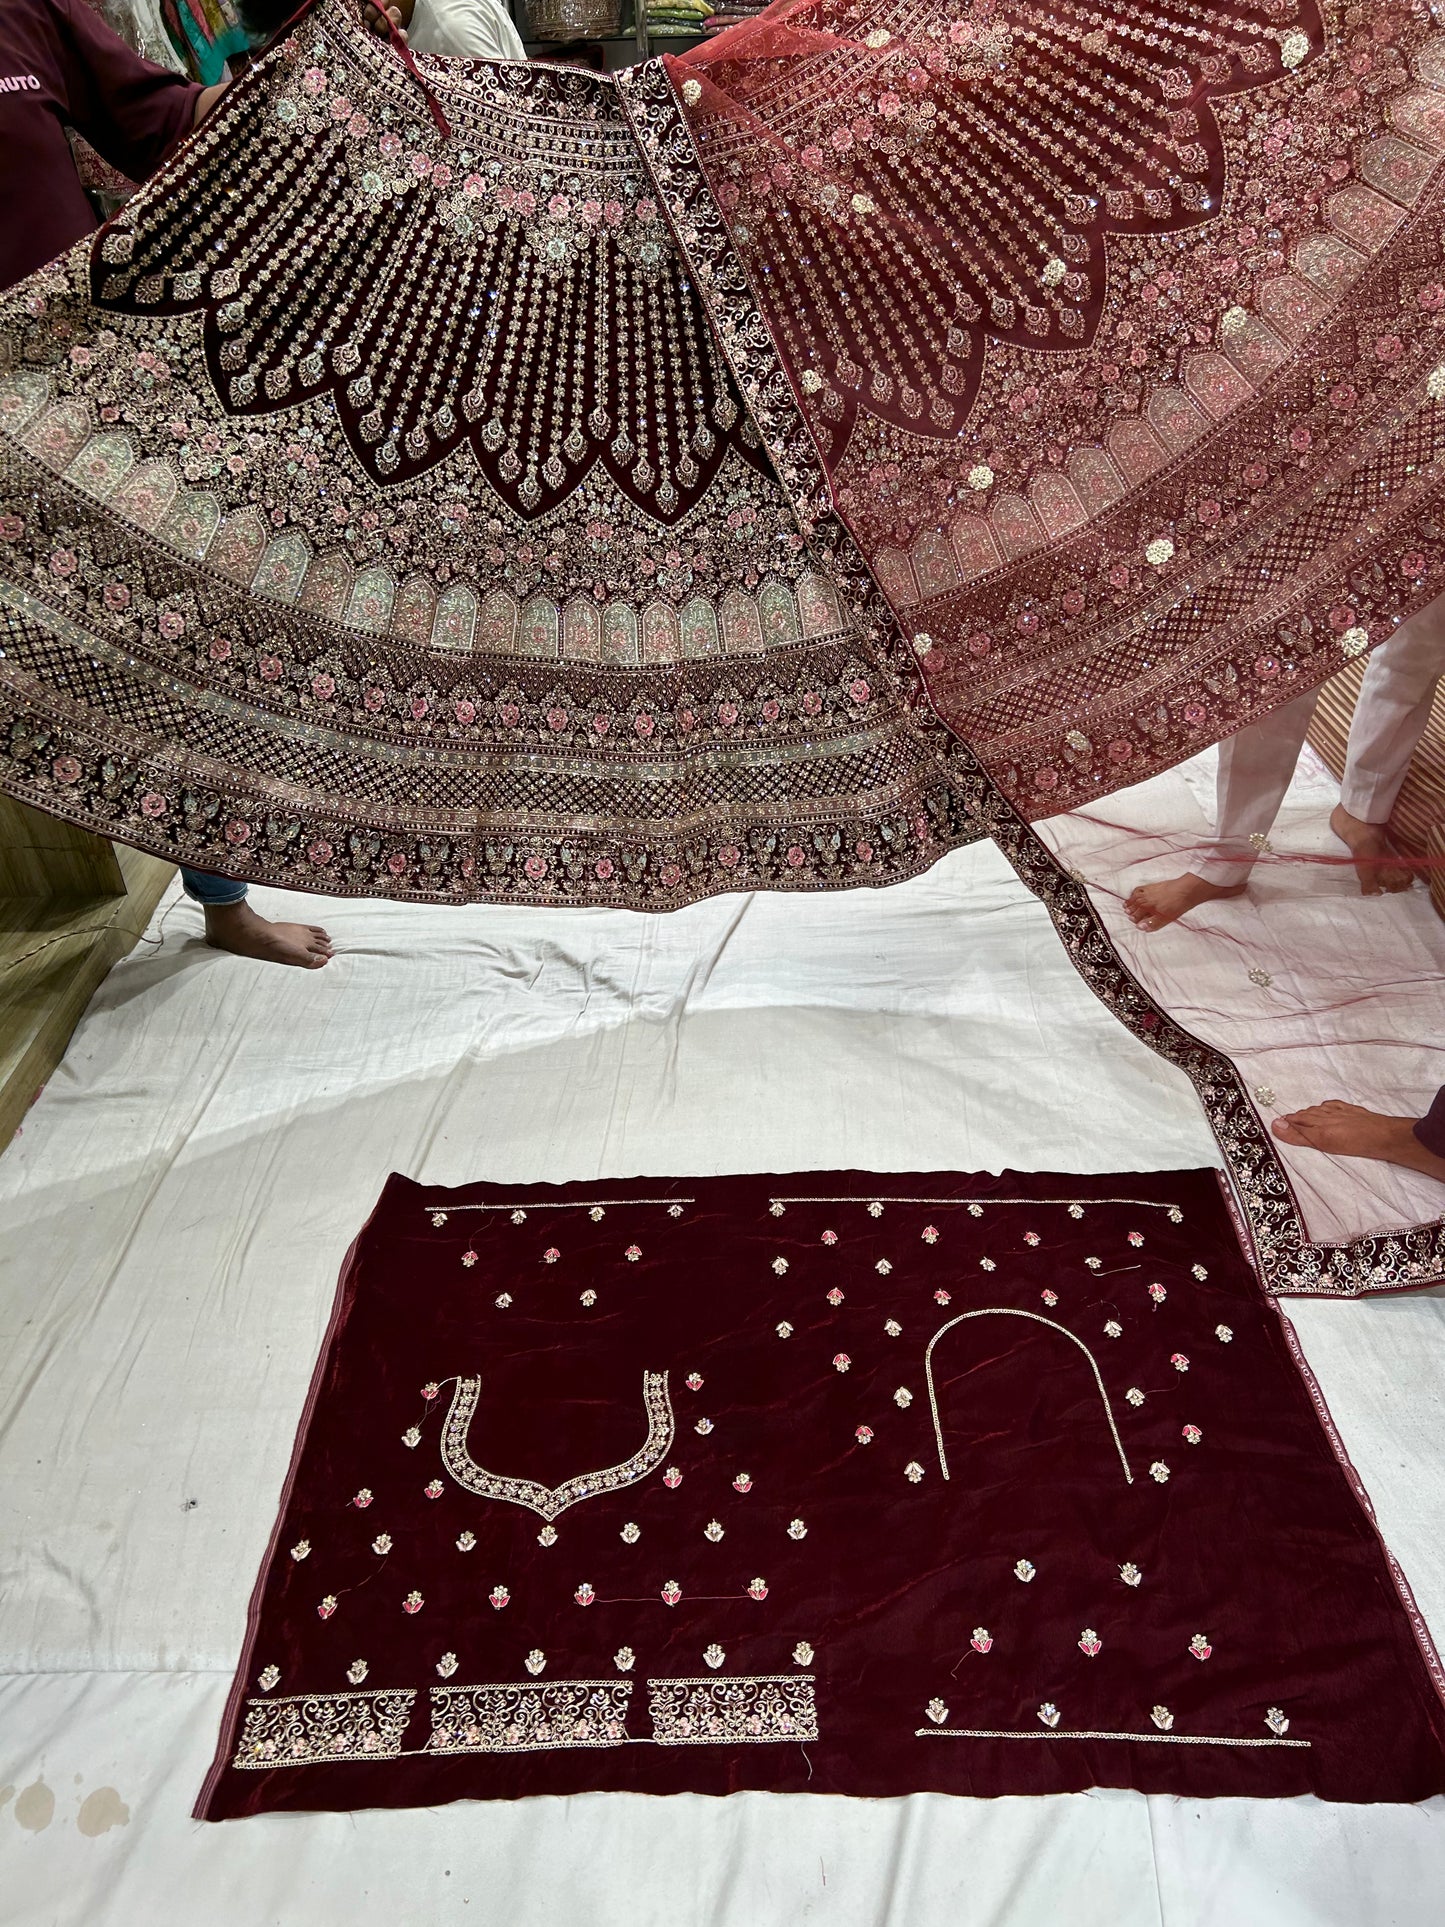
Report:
181,867,249,908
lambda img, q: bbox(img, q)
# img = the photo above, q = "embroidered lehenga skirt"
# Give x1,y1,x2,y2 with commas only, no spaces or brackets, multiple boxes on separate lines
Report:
2,0,1442,909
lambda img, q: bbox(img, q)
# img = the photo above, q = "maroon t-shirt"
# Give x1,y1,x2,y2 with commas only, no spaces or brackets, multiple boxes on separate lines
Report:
0,0,200,291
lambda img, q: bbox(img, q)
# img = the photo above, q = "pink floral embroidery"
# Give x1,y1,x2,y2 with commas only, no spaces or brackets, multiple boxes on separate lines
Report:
933,1289,951,1306
1170,1353,1189,1372
922,1226,939,1244
403,1591,423,1614
661,1580,682,1606
685,1372,704,1391
1023,1231,1041,1246
1127,1231,1144,1247
1148,1283,1166,1304
855,1425,875,1444
625,1245,642,1262
461,1249,478,1269
732,1473,753,1493
1078,1629,1102,1657
822,1230,838,1245
1182,1424,1203,1444
663,1467,683,1488
833,1353,852,1372
317,1595,337,1619
747,1577,768,1600
1189,1633,1212,1661
543,1248,560,1264
1041,1288,1058,1306
574,1583,596,1606
421,1381,439,1400
826,1287,845,1306
424,1479,443,1499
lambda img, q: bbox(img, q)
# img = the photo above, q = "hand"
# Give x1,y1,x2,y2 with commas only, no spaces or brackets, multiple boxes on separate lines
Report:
193,79,230,125
363,0,415,41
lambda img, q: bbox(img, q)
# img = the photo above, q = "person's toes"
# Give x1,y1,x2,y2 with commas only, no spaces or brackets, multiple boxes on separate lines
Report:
1271,1118,1313,1145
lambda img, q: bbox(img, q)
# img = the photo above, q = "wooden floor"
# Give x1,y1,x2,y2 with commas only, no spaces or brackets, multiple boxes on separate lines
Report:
0,797,173,1152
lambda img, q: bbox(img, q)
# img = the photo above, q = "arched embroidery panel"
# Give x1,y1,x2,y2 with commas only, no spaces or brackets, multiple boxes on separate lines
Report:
441,1370,673,1521
924,1310,1133,1487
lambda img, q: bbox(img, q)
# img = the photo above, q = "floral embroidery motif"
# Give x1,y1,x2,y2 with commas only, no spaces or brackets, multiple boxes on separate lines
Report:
1014,1559,1036,1583
621,1522,641,1543
933,1289,952,1306
495,1294,512,1309
1167,1209,1183,1225
421,1382,440,1401
525,1651,546,1676
826,1288,845,1307
704,1520,725,1542
290,1540,310,1561
544,1249,560,1265
1183,1424,1203,1445
615,1648,635,1672
402,1427,421,1449
747,1578,768,1600
668,1205,684,1219
1037,1703,1061,1729
258,1665,280,1691
787,1519,808,1541
855,1425,875,1444
772,1258,789,1275
1265,1707,1290,1736
442,1370,673,1520
403,1591,423,1614
1068,1206,1084,1220
1215,1325,1234,1344
575,1583,596,1607
431,1213,447,1229
776,1322,795,1339
867,1204,884,1219
371,1533,392,1555
1127,1233,1144,1249
429,1680,631,1754
436,1653,458,1678
695,1418,714,1435
625,1246,642,1263
1084,1257,1102,1272
647,1675,818,1746
1150,1462,1171,1484
580,1290,597,1308
590,1209,606,1223
352,1489,372,1509
662,1580,683,1606
1120,1563,1142,1587
233,1689,416,1768
456,1531,476,1552
926,1698,949,1725
922,1227,940,1244
1024,1232,1040,1247
1126,1388,1145,1407
876,1259,893,1276
833,1353,852,1373
1248,969,1274,989
663,1467,683,1488
1041,1289,1058,1306
980,1258,996,1272
1192,1266,1209,1282
1078,1630,1102,1658
1189,1634,1213,1662
318,1595,338,1620
904,1461,924,1483
510,1211,527,1226
893,1387,913,1409
969,1205,985,1219
732,1473,753,1493
822,1230,838,1246
792,1642,814,1666
885,1319,902,1337
1148,1284,1166,1305
769,1203,785,1218
424,1479,444,1499
461,1251,478,1270
685,1373,704,1391
489,1585,510,1609
1151,1705,1175,1732
704,1644,726,1670
1170,1354,1189,1373
1103,1320,1122,1338
347,1659,368,1684
537,1526,558,1547
971,1628,992,1654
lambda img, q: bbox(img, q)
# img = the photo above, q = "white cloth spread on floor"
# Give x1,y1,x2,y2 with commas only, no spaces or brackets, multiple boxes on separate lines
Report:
1,816,1441,1924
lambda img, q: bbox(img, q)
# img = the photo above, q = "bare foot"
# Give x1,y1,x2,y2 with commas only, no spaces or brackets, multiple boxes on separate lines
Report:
1125,872,1247,932
1271,1100,1445,1185
202,900,333,969
1329,804,1417,894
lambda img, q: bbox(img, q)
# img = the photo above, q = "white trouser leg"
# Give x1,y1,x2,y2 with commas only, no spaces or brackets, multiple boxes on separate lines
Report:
1338,596,1445,822
1194,689,1320,887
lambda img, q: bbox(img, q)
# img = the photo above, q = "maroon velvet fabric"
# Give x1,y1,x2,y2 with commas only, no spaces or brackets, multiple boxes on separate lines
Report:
199,1168,1445,1818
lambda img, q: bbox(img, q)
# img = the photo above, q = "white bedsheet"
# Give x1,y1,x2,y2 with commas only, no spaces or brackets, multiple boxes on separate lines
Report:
1,831,1442,1926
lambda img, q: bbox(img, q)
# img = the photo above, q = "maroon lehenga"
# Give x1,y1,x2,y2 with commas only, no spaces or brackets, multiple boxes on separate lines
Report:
1,0,1442,1290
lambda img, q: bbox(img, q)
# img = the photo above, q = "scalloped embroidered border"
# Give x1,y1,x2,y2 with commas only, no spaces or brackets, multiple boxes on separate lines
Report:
441,1369,674,1520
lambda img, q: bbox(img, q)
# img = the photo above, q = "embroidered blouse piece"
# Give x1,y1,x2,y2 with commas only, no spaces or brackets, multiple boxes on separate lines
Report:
196,1168,1445,1819
3,0,1444,905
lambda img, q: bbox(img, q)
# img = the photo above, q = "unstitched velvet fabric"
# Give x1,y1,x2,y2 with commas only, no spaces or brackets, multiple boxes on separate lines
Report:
198,1168,1445,1819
